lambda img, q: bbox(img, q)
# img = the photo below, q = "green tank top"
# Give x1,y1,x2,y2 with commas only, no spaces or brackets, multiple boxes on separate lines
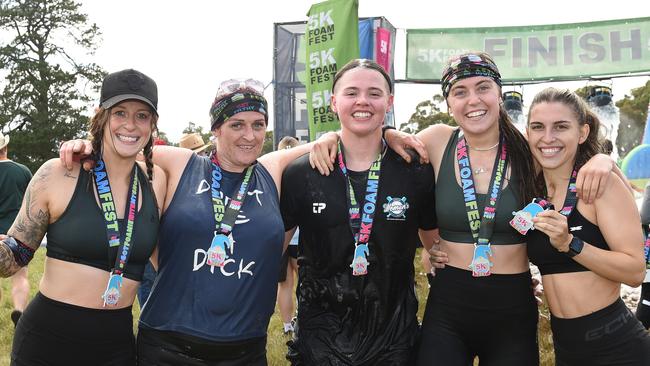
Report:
46,165,159,280
435,128,525,245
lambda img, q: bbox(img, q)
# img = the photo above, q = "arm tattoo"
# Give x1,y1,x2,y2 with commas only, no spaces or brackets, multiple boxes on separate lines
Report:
8,163,52,250
0,242,21,277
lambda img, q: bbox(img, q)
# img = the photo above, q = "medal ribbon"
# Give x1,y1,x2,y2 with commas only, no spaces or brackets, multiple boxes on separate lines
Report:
456,132,508,276
337,140,385,276
93,159,139,306
535,169,578,216
205,153,254,267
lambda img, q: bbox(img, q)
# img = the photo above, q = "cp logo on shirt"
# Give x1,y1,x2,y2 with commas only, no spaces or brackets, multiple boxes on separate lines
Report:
312,202,326,213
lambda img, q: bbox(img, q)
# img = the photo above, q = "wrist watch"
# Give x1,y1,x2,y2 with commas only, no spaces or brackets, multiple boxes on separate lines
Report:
565,236,584,258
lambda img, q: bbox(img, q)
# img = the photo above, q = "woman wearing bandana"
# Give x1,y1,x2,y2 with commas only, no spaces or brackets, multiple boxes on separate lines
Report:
525,88,649,365
1,69,166,365
60,79,338,365
370,53,620,365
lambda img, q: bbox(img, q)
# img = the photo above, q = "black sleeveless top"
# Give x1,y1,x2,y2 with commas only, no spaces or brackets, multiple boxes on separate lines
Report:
435,128,525,245
527,206,609,275
46,166,159,281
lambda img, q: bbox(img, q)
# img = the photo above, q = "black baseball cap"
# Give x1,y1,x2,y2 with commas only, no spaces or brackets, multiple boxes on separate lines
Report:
100,69,158,115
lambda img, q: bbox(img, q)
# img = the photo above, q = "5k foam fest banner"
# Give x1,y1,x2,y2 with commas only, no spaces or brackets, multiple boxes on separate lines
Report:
305,0,359,140
406,17,650,82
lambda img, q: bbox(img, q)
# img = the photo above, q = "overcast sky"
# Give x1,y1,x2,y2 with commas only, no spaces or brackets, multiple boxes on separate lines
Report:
79,0,649,142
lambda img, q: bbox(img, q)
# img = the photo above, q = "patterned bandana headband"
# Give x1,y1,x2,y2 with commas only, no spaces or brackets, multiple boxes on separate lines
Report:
209,92,268,130
441,53,502,98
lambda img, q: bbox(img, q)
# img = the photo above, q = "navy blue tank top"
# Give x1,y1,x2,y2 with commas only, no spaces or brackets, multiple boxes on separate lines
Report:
527,206,609,275
139,155,284,342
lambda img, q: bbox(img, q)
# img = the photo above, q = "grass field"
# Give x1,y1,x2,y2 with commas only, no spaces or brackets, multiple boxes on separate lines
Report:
1,249,556,366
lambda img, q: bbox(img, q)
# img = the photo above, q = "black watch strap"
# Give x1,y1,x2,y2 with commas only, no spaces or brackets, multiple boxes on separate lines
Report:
566,236,584,258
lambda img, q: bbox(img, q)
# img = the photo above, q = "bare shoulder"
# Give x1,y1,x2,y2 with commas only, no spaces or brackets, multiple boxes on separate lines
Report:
34,158,80,187
596,173,633,207
417,124,454,149
151,145,193,175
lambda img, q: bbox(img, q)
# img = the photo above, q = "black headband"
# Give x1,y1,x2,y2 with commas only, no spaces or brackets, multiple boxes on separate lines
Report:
209,92,268,130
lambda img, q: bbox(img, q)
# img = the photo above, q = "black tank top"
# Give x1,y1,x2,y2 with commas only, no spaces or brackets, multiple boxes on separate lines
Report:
46,166,159,281
527,206,609,275
435,128,525,245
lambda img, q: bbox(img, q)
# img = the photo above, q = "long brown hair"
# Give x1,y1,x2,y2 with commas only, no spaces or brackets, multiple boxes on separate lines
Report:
88,106,159,199
527,87,602,194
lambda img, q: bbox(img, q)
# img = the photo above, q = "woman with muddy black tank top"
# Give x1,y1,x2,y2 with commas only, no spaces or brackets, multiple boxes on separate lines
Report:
525,87,650,365
0,69,167,366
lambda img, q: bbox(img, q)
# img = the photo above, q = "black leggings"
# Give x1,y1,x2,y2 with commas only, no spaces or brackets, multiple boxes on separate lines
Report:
11,292,135,366
137,326,267,366
417,265,539,366
635,280,650,329
552,298,650,366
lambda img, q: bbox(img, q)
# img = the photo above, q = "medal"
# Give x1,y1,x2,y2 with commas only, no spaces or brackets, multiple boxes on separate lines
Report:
102,272,123,307
469,244,493,277
338,141,385,277
510,201,546,235
456,132,507,278
350,244,370,276
206,154,254,264
94,159,139,307
207,233,231,267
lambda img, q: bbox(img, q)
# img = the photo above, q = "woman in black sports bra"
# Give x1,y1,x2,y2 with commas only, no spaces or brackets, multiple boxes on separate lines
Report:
526,87,649,365
375,53,624,366
0,69,167,365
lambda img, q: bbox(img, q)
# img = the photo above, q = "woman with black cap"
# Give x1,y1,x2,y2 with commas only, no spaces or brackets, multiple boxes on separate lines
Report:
1,69,166,365
60,78,338,365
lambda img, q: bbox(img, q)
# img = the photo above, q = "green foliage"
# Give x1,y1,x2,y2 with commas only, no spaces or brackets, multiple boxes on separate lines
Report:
616,81,650,158
262,130,274,154
0,0,105,172
401,94,456,133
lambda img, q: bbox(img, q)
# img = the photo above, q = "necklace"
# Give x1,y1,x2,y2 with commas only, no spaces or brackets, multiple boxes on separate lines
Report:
466,141,499,151
474,167,488,175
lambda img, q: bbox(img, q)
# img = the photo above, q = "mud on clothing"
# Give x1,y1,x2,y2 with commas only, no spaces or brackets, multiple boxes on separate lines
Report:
46,165,159,281
281,149,436,365
139,154,284,345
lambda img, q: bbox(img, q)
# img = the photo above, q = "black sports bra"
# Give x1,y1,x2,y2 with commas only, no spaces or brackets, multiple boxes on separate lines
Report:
527,205,609,275
46,166,159,281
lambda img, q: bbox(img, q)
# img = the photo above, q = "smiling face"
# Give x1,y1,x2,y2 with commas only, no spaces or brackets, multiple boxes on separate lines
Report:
213,110,267,172
446,76,501,136
527,101,589,173
330,67,393,137
103,100,154,160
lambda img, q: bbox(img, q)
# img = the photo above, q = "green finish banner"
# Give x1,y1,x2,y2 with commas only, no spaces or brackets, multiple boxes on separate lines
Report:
306,0,359,140
406,17,650,82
